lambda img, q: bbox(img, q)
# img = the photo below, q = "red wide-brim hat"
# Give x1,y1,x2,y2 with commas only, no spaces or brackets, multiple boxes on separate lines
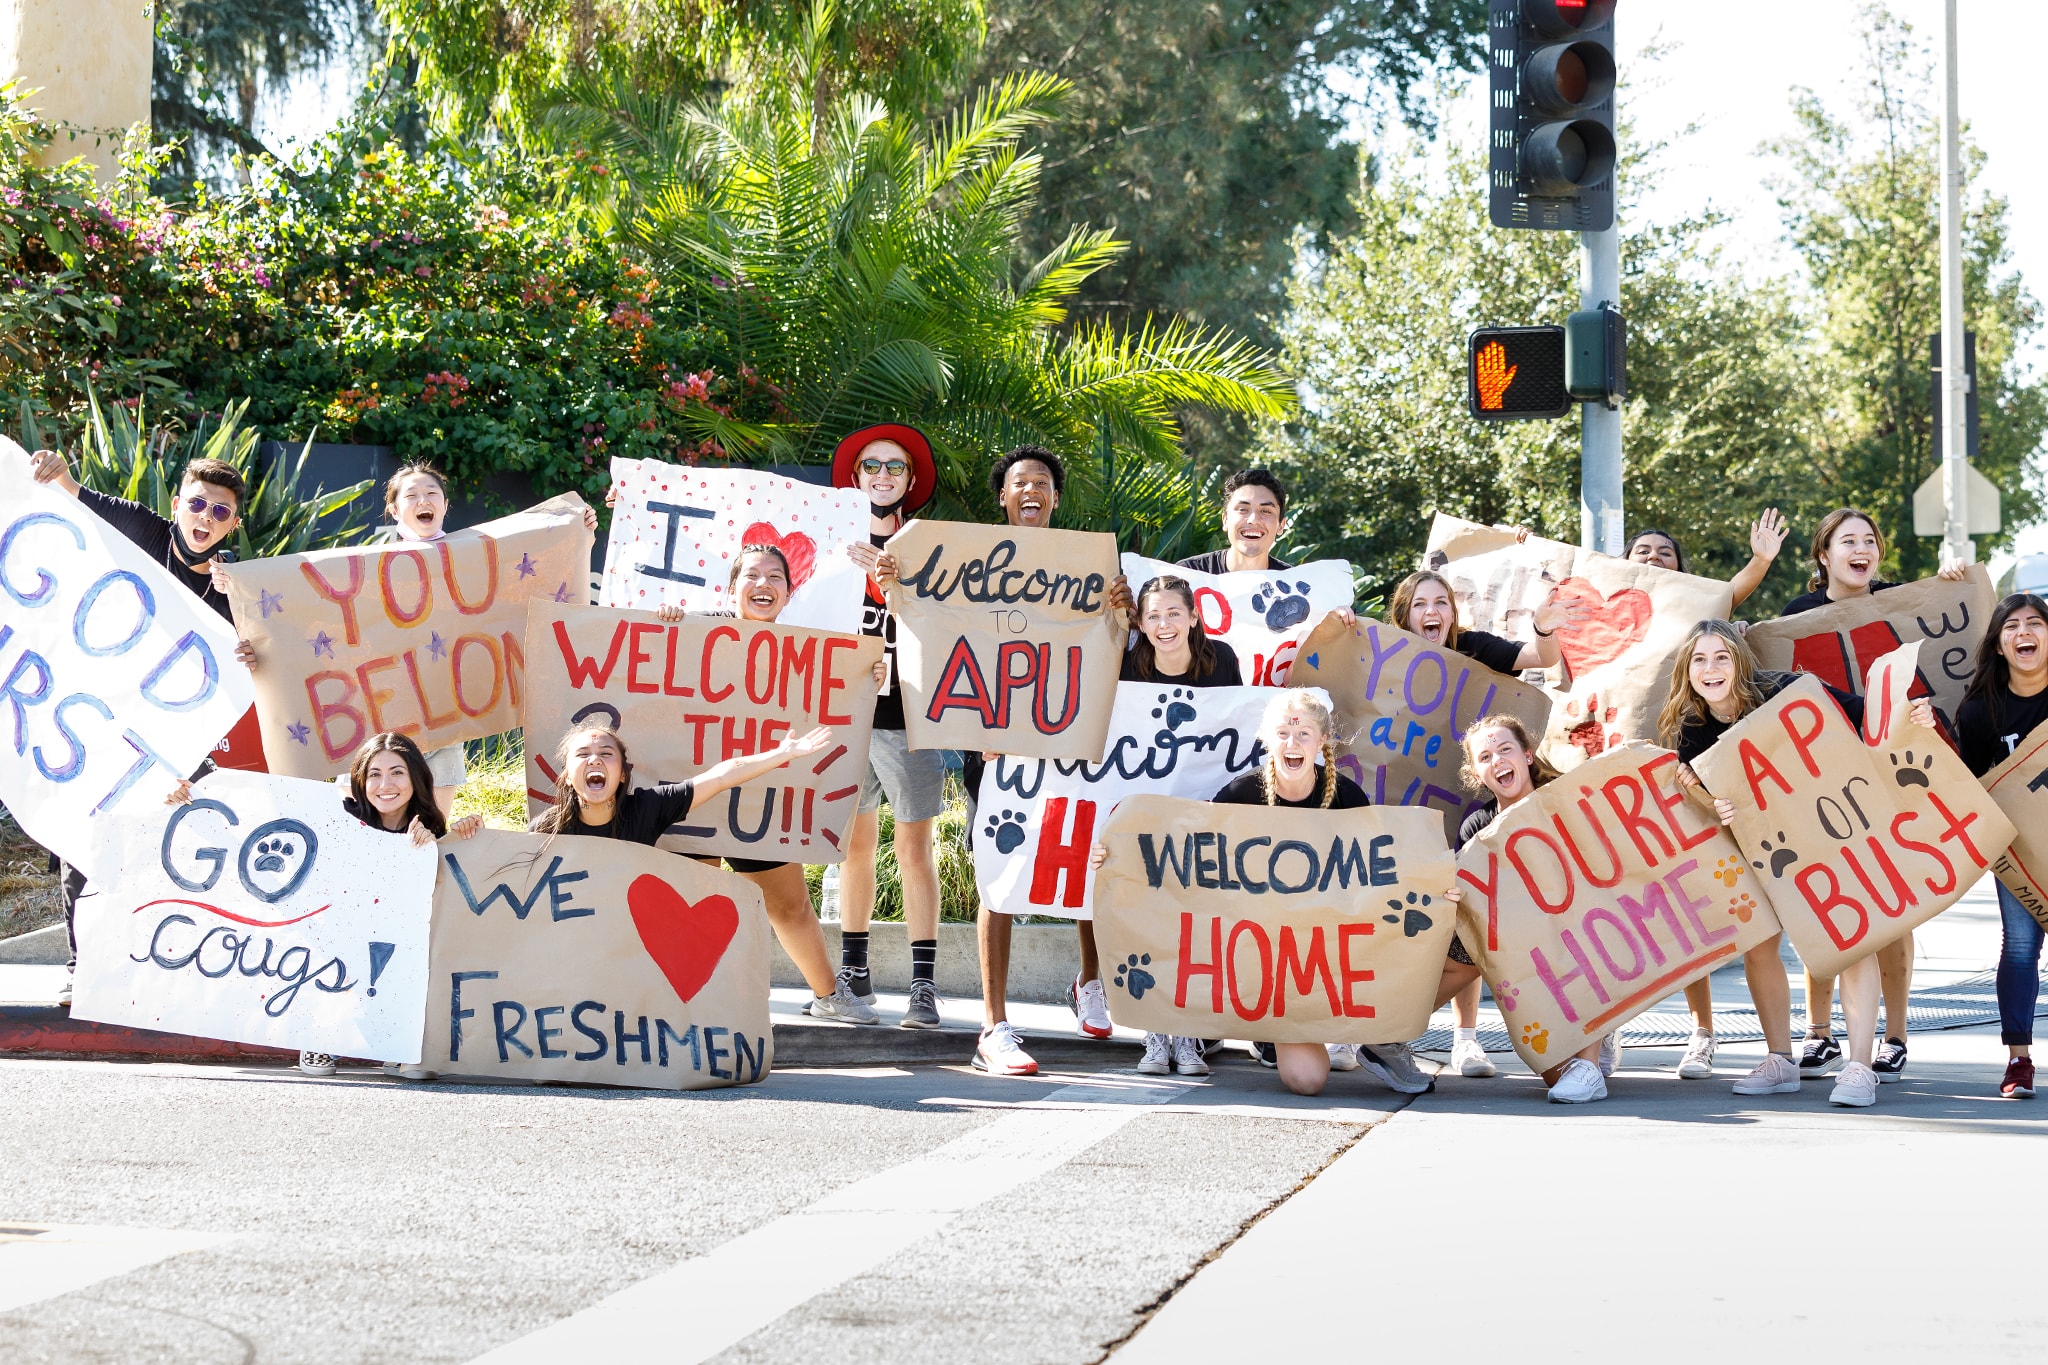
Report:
832,423,936,513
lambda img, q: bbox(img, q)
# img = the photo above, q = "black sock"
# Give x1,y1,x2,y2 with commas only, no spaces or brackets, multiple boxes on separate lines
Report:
911,939,937,985
841,931,869,975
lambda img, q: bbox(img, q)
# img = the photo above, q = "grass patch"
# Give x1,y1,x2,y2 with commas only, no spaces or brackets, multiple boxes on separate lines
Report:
0,808,63,939
455,737,532,830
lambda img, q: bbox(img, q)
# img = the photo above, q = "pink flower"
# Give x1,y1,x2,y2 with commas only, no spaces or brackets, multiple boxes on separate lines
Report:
415,266,431,278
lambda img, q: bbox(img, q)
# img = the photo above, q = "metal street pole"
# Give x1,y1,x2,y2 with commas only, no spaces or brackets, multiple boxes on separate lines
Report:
1939,0,1972,566
1579,223,1623,555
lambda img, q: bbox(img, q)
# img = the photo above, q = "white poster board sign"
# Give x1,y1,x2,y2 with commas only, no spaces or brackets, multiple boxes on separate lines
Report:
1119,553,1354,686
70,770,438,1062
600,459,869,633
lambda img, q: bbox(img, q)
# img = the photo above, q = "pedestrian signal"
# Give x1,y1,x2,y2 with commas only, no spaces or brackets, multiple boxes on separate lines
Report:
1468,326,1570,421
1488,0,1617,232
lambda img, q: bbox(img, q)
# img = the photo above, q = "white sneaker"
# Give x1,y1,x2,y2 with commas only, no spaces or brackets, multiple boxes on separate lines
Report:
807,980,881,1025
380,1062,438,1081
1548,1057,1607,1104
1677,1029,1717,1079
973,1021,1038,1075
1326,1043,1360,1071
1172,1036,1210,1076
1830,1060,1879,1108
1072,975,1112,1039
1137,1032,1172,1075
1358,1041,1432,1095
1451,1038,1497,1078
1597,1032,1620,1078
1732,1052,1801,1095
298,1051,337,1077
55,972,73,1007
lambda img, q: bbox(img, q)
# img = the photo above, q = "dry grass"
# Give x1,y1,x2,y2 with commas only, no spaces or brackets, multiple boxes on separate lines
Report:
0,809,63,939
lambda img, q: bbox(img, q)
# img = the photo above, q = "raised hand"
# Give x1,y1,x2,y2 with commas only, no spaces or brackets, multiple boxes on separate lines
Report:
28,447,79,495
780,725,834,759
1475,341,1518,411
1749,508,1788,561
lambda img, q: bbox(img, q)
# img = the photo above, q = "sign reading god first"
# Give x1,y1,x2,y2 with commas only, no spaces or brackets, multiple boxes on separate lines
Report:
219,495,592,777
887,520,1127,761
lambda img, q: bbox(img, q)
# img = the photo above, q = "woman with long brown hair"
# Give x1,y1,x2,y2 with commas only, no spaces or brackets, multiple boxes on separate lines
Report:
1387,568,1583,675
1122,575,1242,686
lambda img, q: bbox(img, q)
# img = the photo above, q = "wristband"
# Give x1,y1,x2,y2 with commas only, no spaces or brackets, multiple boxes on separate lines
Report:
1533,624,1554,637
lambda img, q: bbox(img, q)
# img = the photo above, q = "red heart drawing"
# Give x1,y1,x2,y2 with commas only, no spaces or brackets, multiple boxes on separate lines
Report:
627,875,738,1003
737,522,818,590
1551,577,1652,676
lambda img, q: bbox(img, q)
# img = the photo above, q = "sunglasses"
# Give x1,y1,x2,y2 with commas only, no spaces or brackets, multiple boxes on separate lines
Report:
857,458,909,477
183,495,236,522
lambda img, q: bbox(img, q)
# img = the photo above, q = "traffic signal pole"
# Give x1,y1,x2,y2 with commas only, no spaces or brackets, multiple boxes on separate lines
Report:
1578,223,1622,555
1938,0,1973,566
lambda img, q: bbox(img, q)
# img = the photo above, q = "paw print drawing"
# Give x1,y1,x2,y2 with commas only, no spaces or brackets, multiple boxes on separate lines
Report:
1521,1022,1549,1055
1891,750,1934,788
1381,891,1435,938
253,836,295,873
1713,858,1744,888
983,810,1028,855
1250,580,1313,630
1114,953,1156,999
237,818,319,903
1151,687,1197,733
1750,832,1800,878
1565,692,1623,758
1730,892,1758,924
1495,980,1521,1012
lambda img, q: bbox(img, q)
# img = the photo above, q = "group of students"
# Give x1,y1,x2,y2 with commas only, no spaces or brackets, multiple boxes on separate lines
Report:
26,434,2044,1107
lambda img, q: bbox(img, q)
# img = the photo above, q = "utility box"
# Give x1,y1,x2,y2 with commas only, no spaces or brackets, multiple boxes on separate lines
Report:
0,0,154,181
1566,306,1626,404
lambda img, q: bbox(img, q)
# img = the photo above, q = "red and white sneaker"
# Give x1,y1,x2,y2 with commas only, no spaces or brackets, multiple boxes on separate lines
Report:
2001,1055,2035,1098
973,1021,1038,1076
1070,974,1112,1039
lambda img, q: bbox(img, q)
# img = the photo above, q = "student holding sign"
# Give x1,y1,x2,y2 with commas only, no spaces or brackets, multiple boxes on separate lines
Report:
1953,593,2048,1099
1387,569,1582,677
1626,512,1788,611
1177,469,1290,575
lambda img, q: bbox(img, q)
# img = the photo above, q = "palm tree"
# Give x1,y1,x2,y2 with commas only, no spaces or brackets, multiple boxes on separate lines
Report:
544,1,1294,553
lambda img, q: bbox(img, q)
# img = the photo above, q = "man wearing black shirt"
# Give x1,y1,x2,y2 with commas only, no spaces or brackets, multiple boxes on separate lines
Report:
1177,468,1291,576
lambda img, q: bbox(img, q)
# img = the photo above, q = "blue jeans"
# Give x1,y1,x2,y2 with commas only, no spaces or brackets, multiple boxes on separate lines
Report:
1997,882,2044,1046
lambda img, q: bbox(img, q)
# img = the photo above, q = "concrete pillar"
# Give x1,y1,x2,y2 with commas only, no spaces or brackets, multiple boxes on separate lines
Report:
0,0,155,182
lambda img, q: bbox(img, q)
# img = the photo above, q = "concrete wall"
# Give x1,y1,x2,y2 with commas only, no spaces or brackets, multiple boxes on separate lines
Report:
0,0,154,182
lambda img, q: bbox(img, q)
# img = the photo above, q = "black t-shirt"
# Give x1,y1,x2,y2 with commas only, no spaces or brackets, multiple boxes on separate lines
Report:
1954,687,2048,777
862,529,905,731
1455,629,1524,676
529,780,696,844
1119,639,1243,686
79,487,236,621
1779,580,1902,616
1456,800,1499,851
1176,550,1292,576
1211,768,1370,809
1673,671,1866,765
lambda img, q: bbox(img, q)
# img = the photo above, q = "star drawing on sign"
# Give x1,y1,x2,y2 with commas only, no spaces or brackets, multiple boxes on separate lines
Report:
286,721,311,745
427,630,448,661
258,589,284,618
551,580,574,603
309,630,335,658
515,553,538,579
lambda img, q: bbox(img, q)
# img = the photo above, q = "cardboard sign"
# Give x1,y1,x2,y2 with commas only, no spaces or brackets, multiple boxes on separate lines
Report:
1424,512,1733,769
70,770,436,1060
1744,566,1996,727
1092,795,1456,1044
521,602,881,863
886,519,1127,760
422,828,773,1089
1982,722,2048,930
1689,644,2016,977
600,459,870,633
1289,615,1551,842
972,683,1275,918
220,495,593,778
0,442,255,879
1118,552,1354,686
1454,742,1783,1072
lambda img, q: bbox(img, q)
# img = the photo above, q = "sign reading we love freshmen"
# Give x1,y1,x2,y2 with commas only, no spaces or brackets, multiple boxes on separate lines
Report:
522,602,881,863
219,495,592,777
887,519,1127,761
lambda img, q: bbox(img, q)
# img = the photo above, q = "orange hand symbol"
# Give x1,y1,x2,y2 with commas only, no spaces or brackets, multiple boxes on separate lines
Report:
1475,341,1517,411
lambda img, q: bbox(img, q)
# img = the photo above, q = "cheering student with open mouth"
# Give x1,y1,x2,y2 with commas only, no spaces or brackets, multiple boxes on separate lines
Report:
1950,593,2048,1099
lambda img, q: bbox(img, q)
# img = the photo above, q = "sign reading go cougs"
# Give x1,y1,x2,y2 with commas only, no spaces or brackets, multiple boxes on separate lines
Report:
522,603,880,863
1118,552,1354,686
0,442,254,879
887,520,1127,761
1092,795,1456,1044
219,495,592,777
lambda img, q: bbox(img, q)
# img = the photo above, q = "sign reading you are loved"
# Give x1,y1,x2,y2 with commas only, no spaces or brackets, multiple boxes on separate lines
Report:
1092,795,1456,1044
1118,553,1354,686
888,520,1127,761
1691,642,2015,977
220,495,592,777
522,602,881,863
1289,616,1550,842
0,442,255,880
601,458,870,633
423,829,773,1089
973,682,1273,918
71,770,437,1061
1454,742,1783,1073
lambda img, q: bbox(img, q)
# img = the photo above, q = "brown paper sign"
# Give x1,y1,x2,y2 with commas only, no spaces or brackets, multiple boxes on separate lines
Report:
1689,644,2016,977
421,828,773,1089
220,495,594,776
1454,742,1783,1073
520,602,881,863
1423,513,1734,770
1983,722,2048,930
1288,615,1551,843
1091,794,1456,1045
1744,566,1996,725
885,519,1127,760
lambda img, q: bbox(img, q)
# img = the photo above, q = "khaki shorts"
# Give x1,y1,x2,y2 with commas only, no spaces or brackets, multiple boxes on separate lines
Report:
424,742,468,790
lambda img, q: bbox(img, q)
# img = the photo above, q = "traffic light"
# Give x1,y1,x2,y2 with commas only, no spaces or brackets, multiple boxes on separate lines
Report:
1468,326,1571,421
1488,0,1618,232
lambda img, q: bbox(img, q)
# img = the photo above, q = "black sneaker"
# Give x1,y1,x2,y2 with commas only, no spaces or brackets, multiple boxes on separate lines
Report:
1799,1035,1843,1075
1872,1038,1907,1083
837,965,875,1004
1253,1041,1277,1068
